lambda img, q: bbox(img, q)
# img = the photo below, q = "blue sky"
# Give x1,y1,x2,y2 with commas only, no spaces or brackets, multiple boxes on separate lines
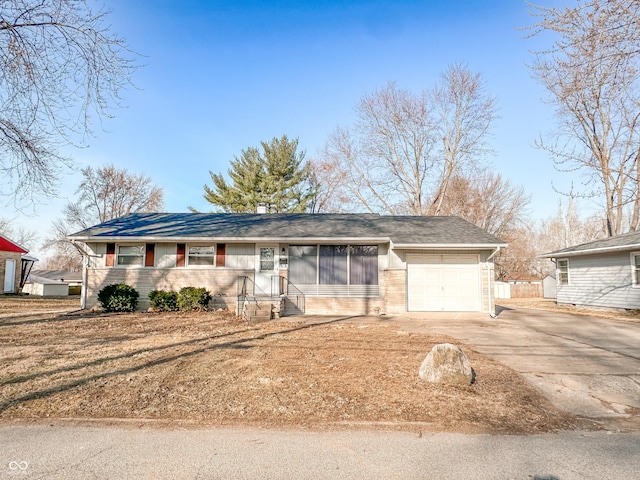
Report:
10,0,578,257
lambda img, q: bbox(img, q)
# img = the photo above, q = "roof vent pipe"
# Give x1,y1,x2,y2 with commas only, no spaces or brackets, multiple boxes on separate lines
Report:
256,203,267,214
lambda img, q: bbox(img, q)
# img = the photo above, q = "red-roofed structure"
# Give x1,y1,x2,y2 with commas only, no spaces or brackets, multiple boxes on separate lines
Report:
0,235,28,254
1,234,33,294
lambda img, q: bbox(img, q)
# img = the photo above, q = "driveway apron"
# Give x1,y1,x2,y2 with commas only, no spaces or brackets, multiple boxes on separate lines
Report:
394,307,640,430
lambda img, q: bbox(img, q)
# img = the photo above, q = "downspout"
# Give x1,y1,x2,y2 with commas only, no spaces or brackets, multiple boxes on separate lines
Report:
81,250,88,310
486,247,501,318
71,240,94,310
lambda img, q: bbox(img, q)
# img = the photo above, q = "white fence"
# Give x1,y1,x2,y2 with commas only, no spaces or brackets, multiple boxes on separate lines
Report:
494,282,511,299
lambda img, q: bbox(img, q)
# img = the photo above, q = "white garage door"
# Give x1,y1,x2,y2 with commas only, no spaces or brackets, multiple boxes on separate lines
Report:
407,254,481,312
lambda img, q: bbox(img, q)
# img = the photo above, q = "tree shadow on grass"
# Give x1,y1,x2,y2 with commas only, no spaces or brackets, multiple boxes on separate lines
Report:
0,316,357,414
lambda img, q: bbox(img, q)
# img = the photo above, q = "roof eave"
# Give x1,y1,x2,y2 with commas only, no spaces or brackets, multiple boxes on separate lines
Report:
392,243,507,250
69,236,392,244
539,242,640,258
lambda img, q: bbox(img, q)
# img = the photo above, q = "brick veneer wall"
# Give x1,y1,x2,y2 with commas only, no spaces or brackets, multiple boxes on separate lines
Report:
85,267,254,311
0,251,22,294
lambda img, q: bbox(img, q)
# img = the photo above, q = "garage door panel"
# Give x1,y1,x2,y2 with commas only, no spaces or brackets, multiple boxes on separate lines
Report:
442,255,477,265
410,254,442,265
407,254,480,312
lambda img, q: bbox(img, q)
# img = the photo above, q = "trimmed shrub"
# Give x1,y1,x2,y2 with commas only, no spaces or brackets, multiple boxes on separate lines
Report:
97,283,139,312
178,286,212,311
149,290,179,312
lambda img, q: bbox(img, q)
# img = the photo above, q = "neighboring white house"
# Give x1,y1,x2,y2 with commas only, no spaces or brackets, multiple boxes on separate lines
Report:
68,213,507,316
540,230,640,309
22,270,83,297
23,274,69,296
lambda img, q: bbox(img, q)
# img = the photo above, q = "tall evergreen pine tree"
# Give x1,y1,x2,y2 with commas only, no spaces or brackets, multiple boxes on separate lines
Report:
199,135,317,213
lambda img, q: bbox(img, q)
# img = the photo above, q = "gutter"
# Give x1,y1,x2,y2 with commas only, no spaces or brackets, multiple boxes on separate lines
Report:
392,243,507,250
70,240,101,310
539,242,640,259
485,247,501,318
67,237,508,250
67,236,390,244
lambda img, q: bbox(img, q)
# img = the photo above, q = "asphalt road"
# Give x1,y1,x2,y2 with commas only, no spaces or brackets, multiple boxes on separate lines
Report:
1,424,639,480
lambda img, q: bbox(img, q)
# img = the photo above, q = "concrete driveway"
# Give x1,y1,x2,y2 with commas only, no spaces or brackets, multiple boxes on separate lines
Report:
395,306,640,431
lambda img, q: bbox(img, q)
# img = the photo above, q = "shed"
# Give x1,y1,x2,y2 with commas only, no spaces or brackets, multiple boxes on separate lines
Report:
542,275,557,299
27,270,83,295
23,274,70,296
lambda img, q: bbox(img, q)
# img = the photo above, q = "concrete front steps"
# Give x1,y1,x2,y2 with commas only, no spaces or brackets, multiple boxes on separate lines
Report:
241,296,285,322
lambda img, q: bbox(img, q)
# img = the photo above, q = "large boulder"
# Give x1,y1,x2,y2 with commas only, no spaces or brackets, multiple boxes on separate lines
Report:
419,343,475,385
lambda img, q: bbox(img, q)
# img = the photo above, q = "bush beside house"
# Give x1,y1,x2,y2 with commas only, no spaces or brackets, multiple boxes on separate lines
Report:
97,284,140,312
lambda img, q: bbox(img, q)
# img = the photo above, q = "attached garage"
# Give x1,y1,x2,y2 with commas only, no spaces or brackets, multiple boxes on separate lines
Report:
407,254,481,312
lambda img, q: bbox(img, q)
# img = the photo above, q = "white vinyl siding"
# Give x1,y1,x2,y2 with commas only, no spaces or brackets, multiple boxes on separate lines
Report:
556,252,640,309
226,244,254,269
294,284,379,297
87,243,106,267
156,243,177,268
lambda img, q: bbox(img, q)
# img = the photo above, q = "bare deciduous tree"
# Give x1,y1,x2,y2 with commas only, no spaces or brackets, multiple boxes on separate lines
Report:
536,199,606,253
320,64,497,215
308,157,351,213
528,0,640,236
433,171,531,281
43,165,164,269
0,217,38,251
495,200,607,280
493,226,540,281
430,65,497,215
436,172,529,238
0,0,137,206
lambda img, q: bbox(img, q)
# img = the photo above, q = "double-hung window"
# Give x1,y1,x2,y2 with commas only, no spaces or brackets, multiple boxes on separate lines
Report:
117,245,144,266
632,253,640,286
557,259,569,285
188,245,216,266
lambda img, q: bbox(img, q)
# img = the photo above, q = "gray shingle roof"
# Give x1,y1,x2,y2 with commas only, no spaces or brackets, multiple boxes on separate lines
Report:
68,213,506,247
540,229,640,257
30,270,83,283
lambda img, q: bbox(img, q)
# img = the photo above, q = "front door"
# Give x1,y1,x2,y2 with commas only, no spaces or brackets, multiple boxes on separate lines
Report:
4,259,16,293
255,244,278,295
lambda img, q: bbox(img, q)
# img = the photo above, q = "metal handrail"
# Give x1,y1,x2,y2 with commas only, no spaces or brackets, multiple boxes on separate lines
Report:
279,276,305,314
237,276,258,320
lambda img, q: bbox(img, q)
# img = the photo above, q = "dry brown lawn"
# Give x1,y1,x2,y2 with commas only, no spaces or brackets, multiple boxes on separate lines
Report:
0,296,577,434
498,297,640,323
